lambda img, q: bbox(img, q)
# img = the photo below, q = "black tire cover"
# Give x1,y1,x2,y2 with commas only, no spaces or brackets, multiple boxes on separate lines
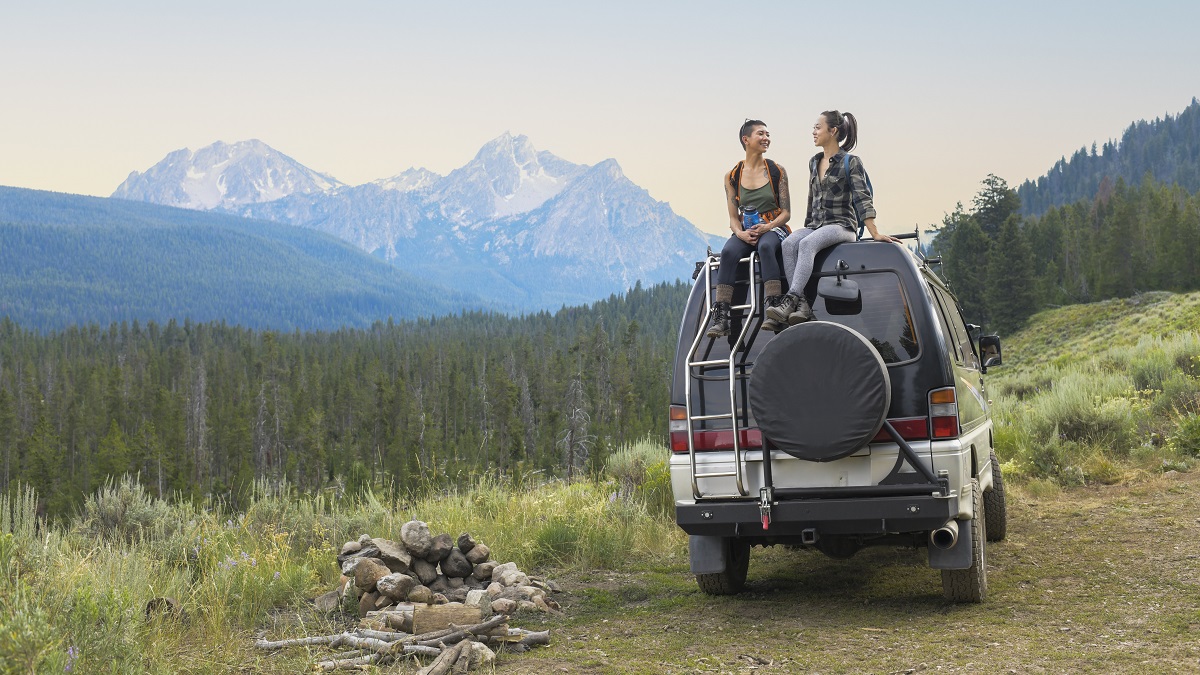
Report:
748,321,890,461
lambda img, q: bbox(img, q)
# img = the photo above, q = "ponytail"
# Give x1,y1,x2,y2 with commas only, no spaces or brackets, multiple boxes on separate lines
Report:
821,110,858,152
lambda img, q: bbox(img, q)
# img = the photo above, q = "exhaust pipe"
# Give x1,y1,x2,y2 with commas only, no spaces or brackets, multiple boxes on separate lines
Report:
930,520,959,550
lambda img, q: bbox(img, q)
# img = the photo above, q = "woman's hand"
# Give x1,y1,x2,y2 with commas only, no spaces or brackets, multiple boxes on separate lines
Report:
737,228,759,244
872,231,902,244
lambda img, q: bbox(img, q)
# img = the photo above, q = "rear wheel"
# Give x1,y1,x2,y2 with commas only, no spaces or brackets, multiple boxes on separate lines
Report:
942,479,987,603
984,449,1008,542
696,538,750,595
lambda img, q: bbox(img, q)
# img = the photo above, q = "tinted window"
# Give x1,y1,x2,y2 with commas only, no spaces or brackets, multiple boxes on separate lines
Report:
812,272,919,364
929,289,963,363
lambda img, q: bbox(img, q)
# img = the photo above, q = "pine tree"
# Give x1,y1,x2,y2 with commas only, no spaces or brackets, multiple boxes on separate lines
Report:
986,216,1036,334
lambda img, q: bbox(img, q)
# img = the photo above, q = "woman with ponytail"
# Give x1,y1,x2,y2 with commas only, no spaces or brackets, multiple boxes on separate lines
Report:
767,111,900,326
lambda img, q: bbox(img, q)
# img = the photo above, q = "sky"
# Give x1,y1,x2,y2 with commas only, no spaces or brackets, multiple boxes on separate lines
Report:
2,1,1198,235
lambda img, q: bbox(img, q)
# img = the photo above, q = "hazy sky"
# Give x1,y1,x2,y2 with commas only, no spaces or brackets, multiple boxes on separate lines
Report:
2,1,1197,235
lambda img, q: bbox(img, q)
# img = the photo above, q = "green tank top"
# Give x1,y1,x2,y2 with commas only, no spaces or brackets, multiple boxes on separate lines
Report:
739,181,778,214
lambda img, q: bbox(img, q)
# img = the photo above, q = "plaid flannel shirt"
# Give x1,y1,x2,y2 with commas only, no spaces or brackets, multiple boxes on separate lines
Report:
804,150,876,232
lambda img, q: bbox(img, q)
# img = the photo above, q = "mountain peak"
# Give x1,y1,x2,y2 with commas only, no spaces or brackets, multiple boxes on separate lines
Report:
113,140,344,210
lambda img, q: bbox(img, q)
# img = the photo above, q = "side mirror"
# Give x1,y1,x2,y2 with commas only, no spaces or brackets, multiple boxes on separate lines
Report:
817,275,860,302
979,334,1002,369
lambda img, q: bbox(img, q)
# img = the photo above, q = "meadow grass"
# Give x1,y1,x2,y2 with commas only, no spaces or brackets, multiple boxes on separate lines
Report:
991,290,1200,485
0,442,684,673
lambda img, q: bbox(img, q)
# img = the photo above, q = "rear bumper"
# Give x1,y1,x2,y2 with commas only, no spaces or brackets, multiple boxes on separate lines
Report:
675,493,956,538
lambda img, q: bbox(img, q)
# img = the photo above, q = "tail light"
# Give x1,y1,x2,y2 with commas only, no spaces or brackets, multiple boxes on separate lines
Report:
870,417,929,442
929,387,960,439
669,405,763,452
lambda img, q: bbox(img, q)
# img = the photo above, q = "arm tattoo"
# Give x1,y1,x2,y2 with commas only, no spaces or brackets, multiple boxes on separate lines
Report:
778,169,791,213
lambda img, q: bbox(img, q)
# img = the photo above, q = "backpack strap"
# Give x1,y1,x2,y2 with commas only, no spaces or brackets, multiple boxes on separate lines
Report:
728,161,744,211
844,154,865,239
765,159,781,209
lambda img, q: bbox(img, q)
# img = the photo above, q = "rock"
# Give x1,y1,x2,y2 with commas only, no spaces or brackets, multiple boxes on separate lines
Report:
340,541,362,556
376,573,418,601
431,593,449,605
442,549,473,578
529,577,561,593
465,642,496,669
499,570,529,587
337,544,381,567
486,582,503,598
426,533,453,563
144,596,184,621
375,595,393,610
353,558,391,593
428,576,450,593
518,600,538,611
533,596,563,615
358,533,372,544
447,576,465,589
400,521,433,558
408,585,433,604
465,589,487,608
412,558,438,586
444,586,469,603
465,543,490,565
518,585,544,600
473,561,498,581
358,591,380,617
490,598,517,614
314,590,341,613
372,538,412,574
464,576,483,590
490,562,518,582
457,532,476,554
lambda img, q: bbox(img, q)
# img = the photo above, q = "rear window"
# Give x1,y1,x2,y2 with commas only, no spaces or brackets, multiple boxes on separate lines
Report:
812,271,919,364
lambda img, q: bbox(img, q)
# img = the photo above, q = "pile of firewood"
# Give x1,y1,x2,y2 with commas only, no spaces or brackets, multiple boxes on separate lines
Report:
256,520,558,671
256,612,549,672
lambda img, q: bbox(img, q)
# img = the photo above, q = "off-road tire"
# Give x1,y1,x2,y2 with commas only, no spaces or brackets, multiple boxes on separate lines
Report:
696,538,750,595
941,479,987,603
984,449,1008,542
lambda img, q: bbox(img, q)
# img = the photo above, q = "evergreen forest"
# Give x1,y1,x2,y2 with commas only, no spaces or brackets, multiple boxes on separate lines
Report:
933,172,1200,336
1017,97,1200,216
0,281,690,519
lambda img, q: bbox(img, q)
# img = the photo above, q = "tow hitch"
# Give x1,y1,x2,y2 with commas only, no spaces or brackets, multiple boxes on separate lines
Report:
759,486,773,530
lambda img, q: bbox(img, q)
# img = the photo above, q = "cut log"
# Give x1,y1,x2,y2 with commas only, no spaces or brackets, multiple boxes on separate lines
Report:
416,640,467,675
411,604,482,635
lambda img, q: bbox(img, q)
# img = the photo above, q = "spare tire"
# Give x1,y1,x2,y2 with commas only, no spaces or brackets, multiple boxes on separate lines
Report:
748,321,890,461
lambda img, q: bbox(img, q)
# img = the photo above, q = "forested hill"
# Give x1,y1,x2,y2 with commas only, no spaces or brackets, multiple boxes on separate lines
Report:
0,279,693,518
1017,97,1200,216
0,186,487,331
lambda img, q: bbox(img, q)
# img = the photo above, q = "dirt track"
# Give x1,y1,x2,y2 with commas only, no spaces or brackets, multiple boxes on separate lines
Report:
503,472,1200,674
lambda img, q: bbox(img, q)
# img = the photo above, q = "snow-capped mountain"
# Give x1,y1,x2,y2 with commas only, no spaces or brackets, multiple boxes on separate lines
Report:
116,134,722,309
428,133,588,223
112,139,344,210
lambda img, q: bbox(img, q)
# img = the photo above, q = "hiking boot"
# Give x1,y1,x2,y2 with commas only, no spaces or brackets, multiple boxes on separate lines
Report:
767,294,800,323
787,295,815,325
761,296,784,332
705,301,731,337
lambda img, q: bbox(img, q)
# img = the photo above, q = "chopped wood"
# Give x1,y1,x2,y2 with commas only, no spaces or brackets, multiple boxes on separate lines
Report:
416,640,468,675
354,628,407,642
314,653,382,672
411,604,482,635
413,615,508,649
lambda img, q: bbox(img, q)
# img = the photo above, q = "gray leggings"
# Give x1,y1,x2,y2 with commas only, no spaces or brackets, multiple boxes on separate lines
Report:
781,226,857,295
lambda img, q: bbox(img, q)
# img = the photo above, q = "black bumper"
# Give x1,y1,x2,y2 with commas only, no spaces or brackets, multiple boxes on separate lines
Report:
676,493,956,537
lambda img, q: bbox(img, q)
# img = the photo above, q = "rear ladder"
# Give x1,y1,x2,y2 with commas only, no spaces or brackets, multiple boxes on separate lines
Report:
684,251,767,500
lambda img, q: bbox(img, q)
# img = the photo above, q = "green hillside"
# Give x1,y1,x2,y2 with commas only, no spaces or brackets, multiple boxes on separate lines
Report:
989,290,1200,486
0,186,486,331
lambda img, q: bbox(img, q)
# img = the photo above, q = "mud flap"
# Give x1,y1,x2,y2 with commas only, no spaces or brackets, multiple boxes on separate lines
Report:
689,535,727,574
927,517,973,570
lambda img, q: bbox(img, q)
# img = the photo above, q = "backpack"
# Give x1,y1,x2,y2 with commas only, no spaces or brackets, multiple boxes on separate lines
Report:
729,159,782,212
809,153,874,239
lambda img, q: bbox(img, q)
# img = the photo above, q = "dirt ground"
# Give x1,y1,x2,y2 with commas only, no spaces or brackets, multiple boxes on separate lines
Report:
498,472,1200,674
